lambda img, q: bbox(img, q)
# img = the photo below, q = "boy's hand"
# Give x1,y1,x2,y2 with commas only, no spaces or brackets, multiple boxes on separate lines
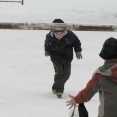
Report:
45,51,49,57
66,94,77,109
76,52,82,59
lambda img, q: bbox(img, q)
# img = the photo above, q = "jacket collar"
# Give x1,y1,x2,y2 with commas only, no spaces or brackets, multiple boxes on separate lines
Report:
50,30,68,37
104,59,117,64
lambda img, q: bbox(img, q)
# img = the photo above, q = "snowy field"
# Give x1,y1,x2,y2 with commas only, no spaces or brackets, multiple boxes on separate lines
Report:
0,0,117,24
0,0,117,117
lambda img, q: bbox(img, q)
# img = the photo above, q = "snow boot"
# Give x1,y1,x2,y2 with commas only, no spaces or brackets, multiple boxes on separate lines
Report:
56,92,62,98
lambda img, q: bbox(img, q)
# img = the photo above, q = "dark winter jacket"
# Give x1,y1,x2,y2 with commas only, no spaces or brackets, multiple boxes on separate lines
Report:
44,31,82,63
74,59,117,117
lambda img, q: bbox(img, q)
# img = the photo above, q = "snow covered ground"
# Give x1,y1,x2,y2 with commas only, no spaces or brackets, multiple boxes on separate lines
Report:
0,0,117,117
0,0,117,24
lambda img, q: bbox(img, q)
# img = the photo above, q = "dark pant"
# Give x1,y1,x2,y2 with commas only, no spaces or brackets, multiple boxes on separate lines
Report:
78,103,88,117
52,62,71,92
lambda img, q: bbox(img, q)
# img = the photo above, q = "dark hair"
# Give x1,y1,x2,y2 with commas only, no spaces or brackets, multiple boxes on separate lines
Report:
99,37,117,60
52,19,64,23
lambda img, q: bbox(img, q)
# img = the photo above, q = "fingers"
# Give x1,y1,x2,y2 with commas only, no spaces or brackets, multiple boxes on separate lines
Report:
66,102,73,109
78,55,82,59
66,100,71,104
66,94,77,109
68,94,74,98
45,51,49,57
76,55,82,59
66,101,72,106
73,106,76,111
69,105,73,109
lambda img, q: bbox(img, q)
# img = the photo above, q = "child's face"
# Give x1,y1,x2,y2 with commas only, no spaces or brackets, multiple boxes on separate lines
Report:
54,32,65,40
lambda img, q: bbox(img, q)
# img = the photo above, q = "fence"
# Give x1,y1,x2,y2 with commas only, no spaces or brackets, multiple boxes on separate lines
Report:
0,0,23,5
0,22,117,31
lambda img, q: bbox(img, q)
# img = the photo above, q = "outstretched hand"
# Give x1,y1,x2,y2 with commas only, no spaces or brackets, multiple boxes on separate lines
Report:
66,94,77,109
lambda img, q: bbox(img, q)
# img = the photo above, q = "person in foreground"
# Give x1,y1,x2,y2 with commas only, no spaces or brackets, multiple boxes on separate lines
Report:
66,37,117,117
44,19,82,98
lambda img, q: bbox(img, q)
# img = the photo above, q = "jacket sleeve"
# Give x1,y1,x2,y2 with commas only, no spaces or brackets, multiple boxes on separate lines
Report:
74,73,105,104
71,33,82,52
44,34,50,53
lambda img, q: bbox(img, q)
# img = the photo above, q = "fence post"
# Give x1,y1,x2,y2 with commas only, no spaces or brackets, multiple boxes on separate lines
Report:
21,0,23,5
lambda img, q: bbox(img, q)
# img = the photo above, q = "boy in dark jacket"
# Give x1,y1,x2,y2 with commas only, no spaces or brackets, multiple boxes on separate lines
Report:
66,37,117,117
44,19,82,98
